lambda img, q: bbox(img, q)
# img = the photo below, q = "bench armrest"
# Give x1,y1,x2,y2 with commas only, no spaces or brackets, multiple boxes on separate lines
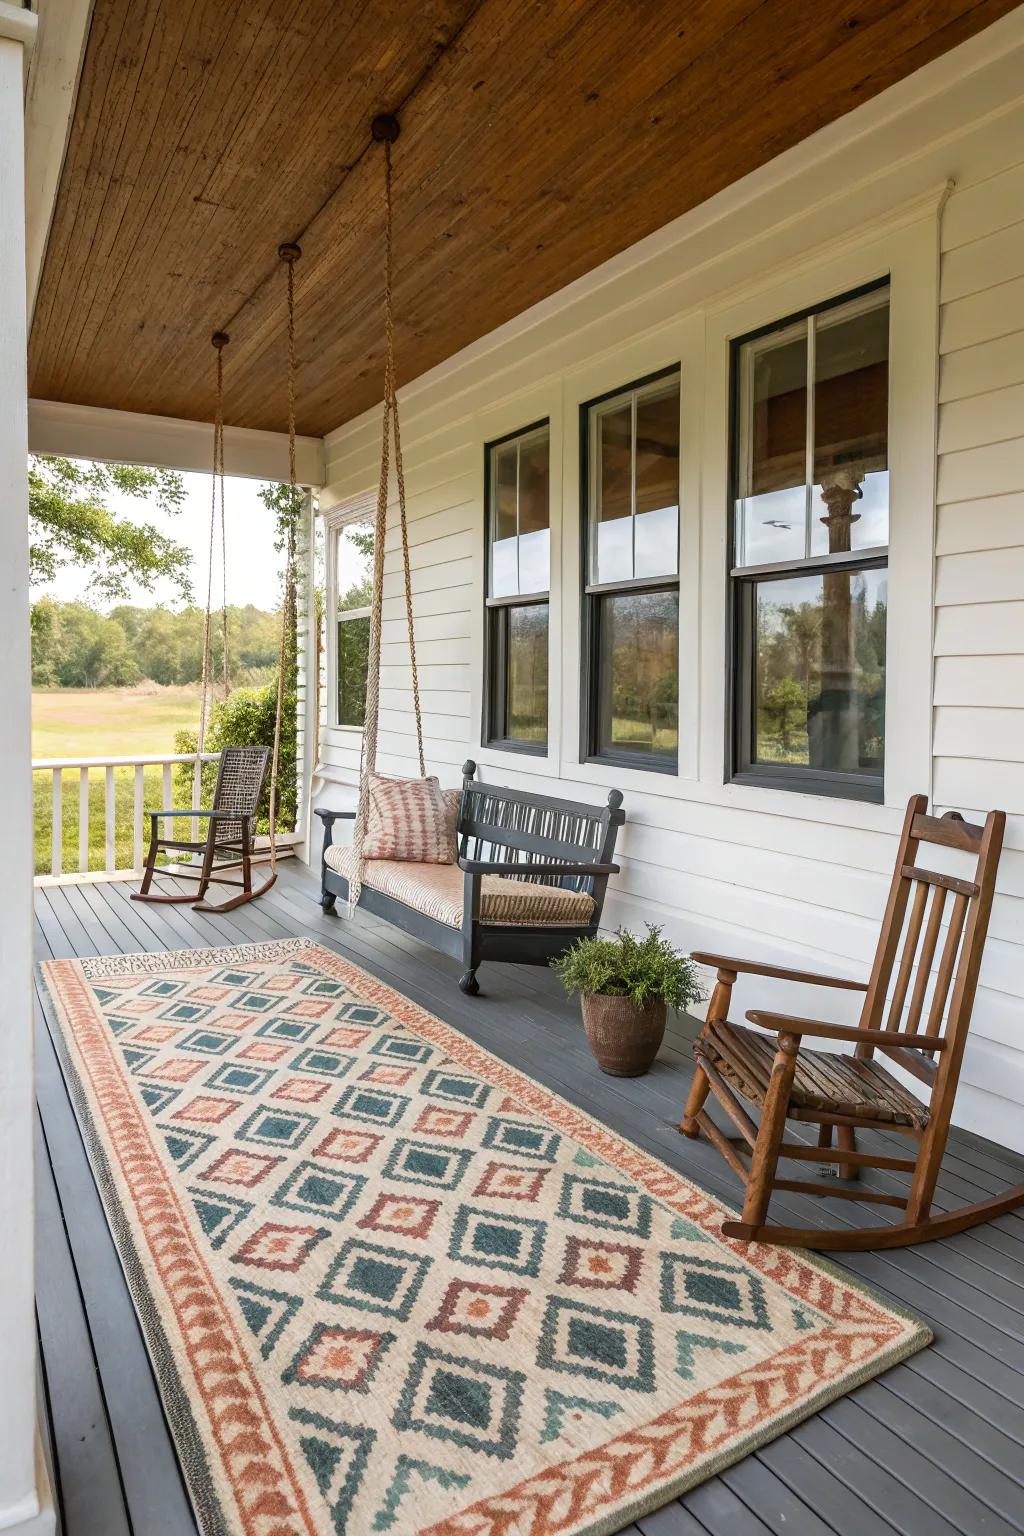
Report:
692,951,868,992
458,857,620,877
745,1010,947,1051
316,806,356,855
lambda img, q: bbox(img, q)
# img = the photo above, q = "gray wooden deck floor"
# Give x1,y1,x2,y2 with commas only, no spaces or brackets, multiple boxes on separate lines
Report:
33,861,1024,1536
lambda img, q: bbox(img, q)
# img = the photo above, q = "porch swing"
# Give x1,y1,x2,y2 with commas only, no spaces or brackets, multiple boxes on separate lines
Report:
316,115,626,995
133,246,305,914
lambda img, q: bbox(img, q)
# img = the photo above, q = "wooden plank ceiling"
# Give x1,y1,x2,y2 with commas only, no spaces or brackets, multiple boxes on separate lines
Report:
29,0,1014,438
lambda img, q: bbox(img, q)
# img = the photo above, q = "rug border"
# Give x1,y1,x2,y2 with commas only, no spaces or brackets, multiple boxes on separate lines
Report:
37,969,229,1536
39,937,932,1536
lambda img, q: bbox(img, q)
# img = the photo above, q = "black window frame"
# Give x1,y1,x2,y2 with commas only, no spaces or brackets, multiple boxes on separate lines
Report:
727,277,891,804
580,365,682,775
482,419,551,756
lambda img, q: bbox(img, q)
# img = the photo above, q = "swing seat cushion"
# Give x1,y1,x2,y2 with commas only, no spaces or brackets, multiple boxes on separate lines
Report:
361,774,459,863
325,845,595,930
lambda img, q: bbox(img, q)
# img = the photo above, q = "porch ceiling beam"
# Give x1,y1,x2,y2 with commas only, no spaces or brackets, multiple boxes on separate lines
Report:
28,398,325,484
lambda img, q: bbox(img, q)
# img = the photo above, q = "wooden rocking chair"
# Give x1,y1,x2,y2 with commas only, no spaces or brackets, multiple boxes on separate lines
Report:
132,746,272,914
681,795,1024,1249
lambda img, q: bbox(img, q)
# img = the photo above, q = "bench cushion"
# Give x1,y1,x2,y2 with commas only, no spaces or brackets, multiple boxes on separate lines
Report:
325,844,595,930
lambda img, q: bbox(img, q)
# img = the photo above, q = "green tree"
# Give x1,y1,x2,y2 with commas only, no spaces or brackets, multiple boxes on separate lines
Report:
136,608,186,685
43,602,141,687
761,676,808,758
29,457,193,601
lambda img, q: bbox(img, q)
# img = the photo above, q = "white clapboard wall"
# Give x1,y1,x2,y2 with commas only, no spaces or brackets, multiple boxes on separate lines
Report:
309,14,1024,1150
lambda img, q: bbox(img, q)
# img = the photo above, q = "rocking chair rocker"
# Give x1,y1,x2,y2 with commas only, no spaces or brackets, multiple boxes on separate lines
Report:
681,795,1024,1250
132,746,272,914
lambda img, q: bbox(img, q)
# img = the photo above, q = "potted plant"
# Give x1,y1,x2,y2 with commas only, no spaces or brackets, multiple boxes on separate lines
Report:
552,925,705,1077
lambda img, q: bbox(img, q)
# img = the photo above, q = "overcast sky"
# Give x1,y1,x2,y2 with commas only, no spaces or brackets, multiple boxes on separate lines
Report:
45,468,284,611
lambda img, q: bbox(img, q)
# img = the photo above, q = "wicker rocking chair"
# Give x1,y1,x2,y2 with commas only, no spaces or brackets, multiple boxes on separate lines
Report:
132,746,272,914
681,795,1024,1249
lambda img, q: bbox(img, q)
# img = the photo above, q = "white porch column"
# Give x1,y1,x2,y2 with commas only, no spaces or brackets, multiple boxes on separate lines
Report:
0,10,51,1535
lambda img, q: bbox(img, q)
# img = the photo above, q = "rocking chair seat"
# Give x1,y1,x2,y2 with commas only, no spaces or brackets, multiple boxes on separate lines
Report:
324,844,596,929
695,1021,930,1130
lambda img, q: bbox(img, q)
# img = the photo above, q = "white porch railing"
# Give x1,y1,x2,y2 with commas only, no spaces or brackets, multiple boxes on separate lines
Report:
32,752,220,880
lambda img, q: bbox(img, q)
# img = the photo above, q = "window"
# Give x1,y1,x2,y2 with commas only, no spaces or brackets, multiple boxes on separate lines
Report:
332,516,374,728
582,369,681,771
484,422,550,751
730,281,889,800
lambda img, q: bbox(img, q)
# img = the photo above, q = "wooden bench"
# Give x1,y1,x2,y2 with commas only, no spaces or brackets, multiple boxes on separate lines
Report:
316,759,625,994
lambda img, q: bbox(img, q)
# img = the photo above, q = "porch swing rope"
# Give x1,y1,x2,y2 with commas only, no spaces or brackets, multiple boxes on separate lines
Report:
197,334,229,772
268,244,302,878
350,128,425,910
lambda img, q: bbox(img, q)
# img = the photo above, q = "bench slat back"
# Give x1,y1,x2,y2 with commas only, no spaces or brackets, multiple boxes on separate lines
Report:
458,761,623,896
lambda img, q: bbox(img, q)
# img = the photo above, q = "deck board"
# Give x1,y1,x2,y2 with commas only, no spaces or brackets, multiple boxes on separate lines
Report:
33,862,1024,1536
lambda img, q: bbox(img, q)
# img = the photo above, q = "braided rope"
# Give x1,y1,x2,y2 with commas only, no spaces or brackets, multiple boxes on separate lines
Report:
268,249,301,877
198,339,227,757
350,133,425,910
219,408,229,698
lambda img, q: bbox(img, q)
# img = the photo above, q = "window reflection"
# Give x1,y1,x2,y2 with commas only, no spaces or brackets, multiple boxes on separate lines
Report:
335,520,373,728
754,568,886,774
592,377,680,584
812,299,890,557
336,521,374,610
736,294,889,568
596,589,678,760
596,403,633,584
635,384,680,579
337,616,369,727
489,427,550,598
739,330,808,567
486,424,550,749
506,603,548,743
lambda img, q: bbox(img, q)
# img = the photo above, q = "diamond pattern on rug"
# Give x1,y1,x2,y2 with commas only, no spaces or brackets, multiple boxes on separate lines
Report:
393,1341,526,1460
659,1253,770,1330
40,938,930,1536
537,1295,656,1393
448,1203,547,1277
318,1238,433,1321
282,1322,396,1393
231,1220,330,1273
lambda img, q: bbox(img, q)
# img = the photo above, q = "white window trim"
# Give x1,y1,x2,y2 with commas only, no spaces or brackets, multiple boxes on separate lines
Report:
729,279,891,798
581,367,683,772
700,210,939,817
470,385,564,777
322,490,376,742
559,316,704,785
556,198,939,832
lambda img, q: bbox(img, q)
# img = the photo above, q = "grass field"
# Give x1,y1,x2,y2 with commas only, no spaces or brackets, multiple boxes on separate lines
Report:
33,687,203,876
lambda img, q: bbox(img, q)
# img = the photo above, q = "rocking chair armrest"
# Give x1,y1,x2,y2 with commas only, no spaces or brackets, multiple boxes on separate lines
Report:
315,808,357,825
457,857,620,877
744,1010,948,1051
691,951,868,992
149,808,232,821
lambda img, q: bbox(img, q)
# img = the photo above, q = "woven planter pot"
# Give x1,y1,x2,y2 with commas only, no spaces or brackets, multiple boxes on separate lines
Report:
580,992,667,1077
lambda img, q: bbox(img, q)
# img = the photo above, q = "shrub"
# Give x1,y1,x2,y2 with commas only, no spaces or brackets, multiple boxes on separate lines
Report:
552,925,705,1011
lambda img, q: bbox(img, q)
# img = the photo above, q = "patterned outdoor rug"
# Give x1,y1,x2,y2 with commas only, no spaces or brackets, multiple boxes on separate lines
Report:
39,938,929,1536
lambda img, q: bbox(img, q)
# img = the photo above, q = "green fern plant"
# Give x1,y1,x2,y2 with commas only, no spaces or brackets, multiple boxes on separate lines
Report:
552,925,705,1011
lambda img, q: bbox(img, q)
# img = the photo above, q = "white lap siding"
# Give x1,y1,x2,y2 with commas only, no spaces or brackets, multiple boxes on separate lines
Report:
313,16,1024,1150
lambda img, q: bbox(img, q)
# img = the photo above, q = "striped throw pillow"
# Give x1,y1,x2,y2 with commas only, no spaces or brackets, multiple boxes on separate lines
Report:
362,773,458,863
